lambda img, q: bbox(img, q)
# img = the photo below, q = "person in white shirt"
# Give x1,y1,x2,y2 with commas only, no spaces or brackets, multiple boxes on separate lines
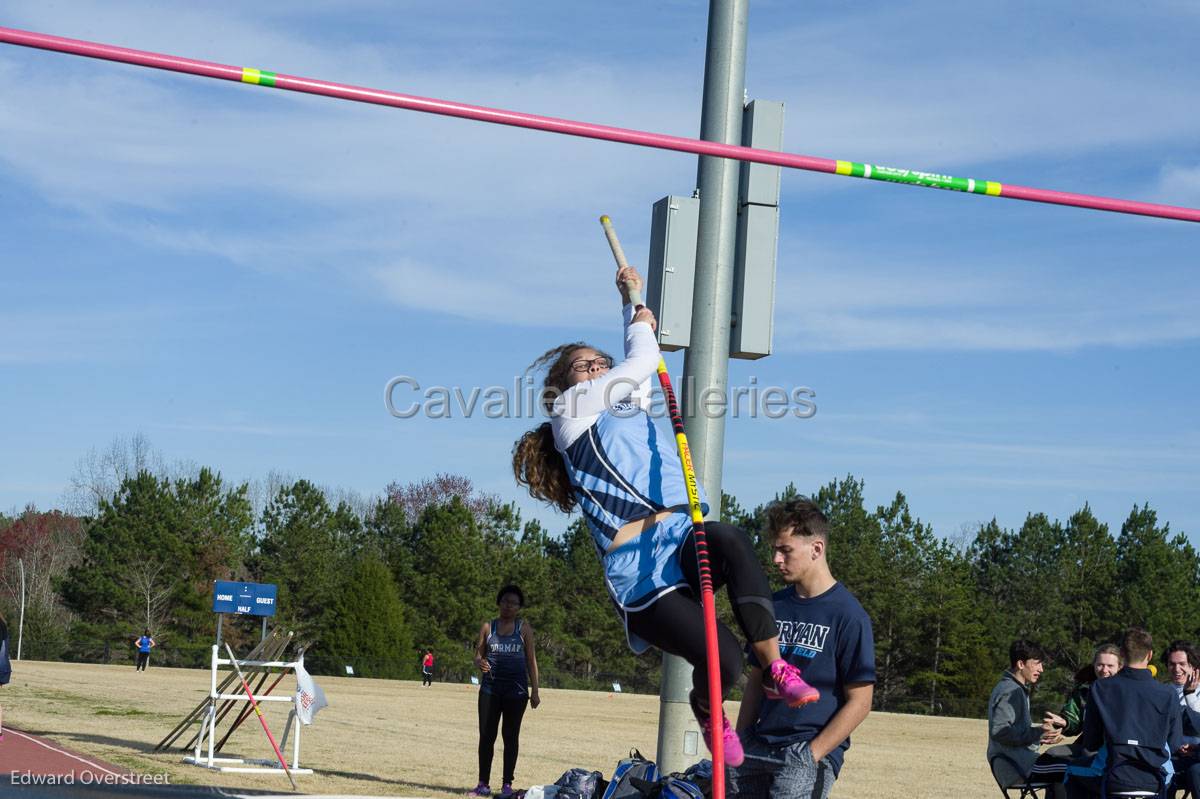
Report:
1164,640,1200,795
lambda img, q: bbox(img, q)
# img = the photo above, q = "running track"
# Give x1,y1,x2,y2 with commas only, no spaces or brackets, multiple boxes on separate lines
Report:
0,726,131,785
0,726,428,797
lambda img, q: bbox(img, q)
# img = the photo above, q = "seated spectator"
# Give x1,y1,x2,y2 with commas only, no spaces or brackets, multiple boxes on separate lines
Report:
1066,628,1185,798
1164,641,1200,796
988,639,1070,798
1043,643,1123,743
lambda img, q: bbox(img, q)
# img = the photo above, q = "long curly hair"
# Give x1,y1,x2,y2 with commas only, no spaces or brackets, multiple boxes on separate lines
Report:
512,342,612,513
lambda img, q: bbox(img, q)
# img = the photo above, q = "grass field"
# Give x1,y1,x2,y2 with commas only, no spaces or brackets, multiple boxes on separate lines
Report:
2,660,997,797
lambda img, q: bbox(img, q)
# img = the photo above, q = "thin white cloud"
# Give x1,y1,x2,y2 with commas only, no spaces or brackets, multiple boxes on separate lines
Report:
750,5,1200,174
1157,164,1200,206
0,308,175,364
766,238,1200,351
150,421,344,438
368,258,613,328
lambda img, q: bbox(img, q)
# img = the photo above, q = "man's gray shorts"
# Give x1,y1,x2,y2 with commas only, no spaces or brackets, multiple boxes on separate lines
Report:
730,736,835,799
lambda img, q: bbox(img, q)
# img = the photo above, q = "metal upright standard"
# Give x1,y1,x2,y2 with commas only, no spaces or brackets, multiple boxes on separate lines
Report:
653,0,750,776
156,629,284,751
215,644,307,754
179,631,293,752
183,638,314,778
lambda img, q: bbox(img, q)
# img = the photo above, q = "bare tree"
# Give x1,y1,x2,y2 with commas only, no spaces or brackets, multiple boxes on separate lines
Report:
386,473,498,524
322,484,377,519
65,433,166,514
247,469,299,521
64,434,202,516
129,560,175,632
0,507,86,631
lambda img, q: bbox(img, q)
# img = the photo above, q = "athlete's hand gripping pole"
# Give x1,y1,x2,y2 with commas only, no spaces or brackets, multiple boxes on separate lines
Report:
224,643,298,791
599,215,726,799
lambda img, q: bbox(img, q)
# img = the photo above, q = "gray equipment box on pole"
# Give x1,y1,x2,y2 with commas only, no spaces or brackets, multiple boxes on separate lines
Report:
646,195,700,352
731,99,783,359
646,101,783,357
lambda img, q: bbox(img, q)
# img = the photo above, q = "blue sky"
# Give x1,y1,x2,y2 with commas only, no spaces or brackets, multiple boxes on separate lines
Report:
2,1,1197,542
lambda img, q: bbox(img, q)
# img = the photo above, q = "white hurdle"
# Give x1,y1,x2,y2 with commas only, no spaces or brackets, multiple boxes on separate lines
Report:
183,644,315,776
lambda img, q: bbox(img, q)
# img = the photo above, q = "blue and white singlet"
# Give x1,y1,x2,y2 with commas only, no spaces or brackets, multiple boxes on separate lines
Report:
482,619,528,698
550,305,709,651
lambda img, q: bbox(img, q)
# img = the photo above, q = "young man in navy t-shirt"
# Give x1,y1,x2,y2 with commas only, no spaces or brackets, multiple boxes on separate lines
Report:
732,498,875,799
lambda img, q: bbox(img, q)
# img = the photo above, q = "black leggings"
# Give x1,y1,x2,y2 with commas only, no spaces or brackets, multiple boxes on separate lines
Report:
477,690,528,785
136,651,150,671
626,521,776,707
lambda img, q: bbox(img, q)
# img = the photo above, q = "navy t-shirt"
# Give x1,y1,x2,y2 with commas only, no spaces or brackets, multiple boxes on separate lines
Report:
748,582,875,777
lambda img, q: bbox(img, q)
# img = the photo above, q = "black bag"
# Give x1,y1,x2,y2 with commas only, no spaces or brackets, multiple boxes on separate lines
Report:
555,768,606,799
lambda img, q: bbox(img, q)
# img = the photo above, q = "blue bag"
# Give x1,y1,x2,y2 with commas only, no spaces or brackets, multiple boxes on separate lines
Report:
663,760,711,799
600,750,659,799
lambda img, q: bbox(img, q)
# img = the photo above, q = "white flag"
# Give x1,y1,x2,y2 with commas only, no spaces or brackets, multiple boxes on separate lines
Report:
294,657,328,725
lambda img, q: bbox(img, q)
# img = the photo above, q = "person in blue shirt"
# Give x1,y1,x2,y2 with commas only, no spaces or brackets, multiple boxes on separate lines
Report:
512,266,817,767
469,585,541,799
731,497,875,799
133,629,155,671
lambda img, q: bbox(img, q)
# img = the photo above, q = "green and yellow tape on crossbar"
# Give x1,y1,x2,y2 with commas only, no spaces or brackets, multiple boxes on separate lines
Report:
835,160,1004,196
240,68,278,87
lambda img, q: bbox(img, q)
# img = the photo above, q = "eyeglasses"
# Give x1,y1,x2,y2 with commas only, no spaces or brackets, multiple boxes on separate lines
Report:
499,599,522,608
570,355,613,373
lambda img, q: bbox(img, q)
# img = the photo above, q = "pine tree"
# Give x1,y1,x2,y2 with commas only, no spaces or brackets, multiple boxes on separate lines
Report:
322,554,413,679
255,480,342,642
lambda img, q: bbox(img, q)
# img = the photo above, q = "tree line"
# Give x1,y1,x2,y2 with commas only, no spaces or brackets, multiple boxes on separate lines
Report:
0,459,1194,719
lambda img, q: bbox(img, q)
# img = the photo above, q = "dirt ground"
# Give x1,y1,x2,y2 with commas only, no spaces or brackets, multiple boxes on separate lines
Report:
2,660,996,797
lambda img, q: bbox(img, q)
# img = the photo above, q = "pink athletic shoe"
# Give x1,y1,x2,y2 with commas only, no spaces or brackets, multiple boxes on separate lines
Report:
766,659,820,707
700,712,744,768
689,691,745,767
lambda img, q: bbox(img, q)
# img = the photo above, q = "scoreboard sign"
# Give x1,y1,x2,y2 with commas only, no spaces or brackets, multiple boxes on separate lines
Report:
212,581,277,616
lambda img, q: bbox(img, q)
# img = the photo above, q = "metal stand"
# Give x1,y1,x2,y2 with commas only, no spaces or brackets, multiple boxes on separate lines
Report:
183,644,314,776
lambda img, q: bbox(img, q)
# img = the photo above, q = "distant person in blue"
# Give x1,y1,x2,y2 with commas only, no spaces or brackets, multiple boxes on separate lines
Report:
469,585,541,799
0,612,11,739
1066,627,1185,798
731,498,875,799
133,628,155,671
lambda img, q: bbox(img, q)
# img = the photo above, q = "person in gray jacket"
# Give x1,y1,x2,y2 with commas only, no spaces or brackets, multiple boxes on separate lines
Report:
987,639,1070,798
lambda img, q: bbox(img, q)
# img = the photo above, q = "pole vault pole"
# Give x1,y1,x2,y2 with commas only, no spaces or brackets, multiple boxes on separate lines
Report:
1,25,1198,224
225,643,297,791
601,216,727,799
